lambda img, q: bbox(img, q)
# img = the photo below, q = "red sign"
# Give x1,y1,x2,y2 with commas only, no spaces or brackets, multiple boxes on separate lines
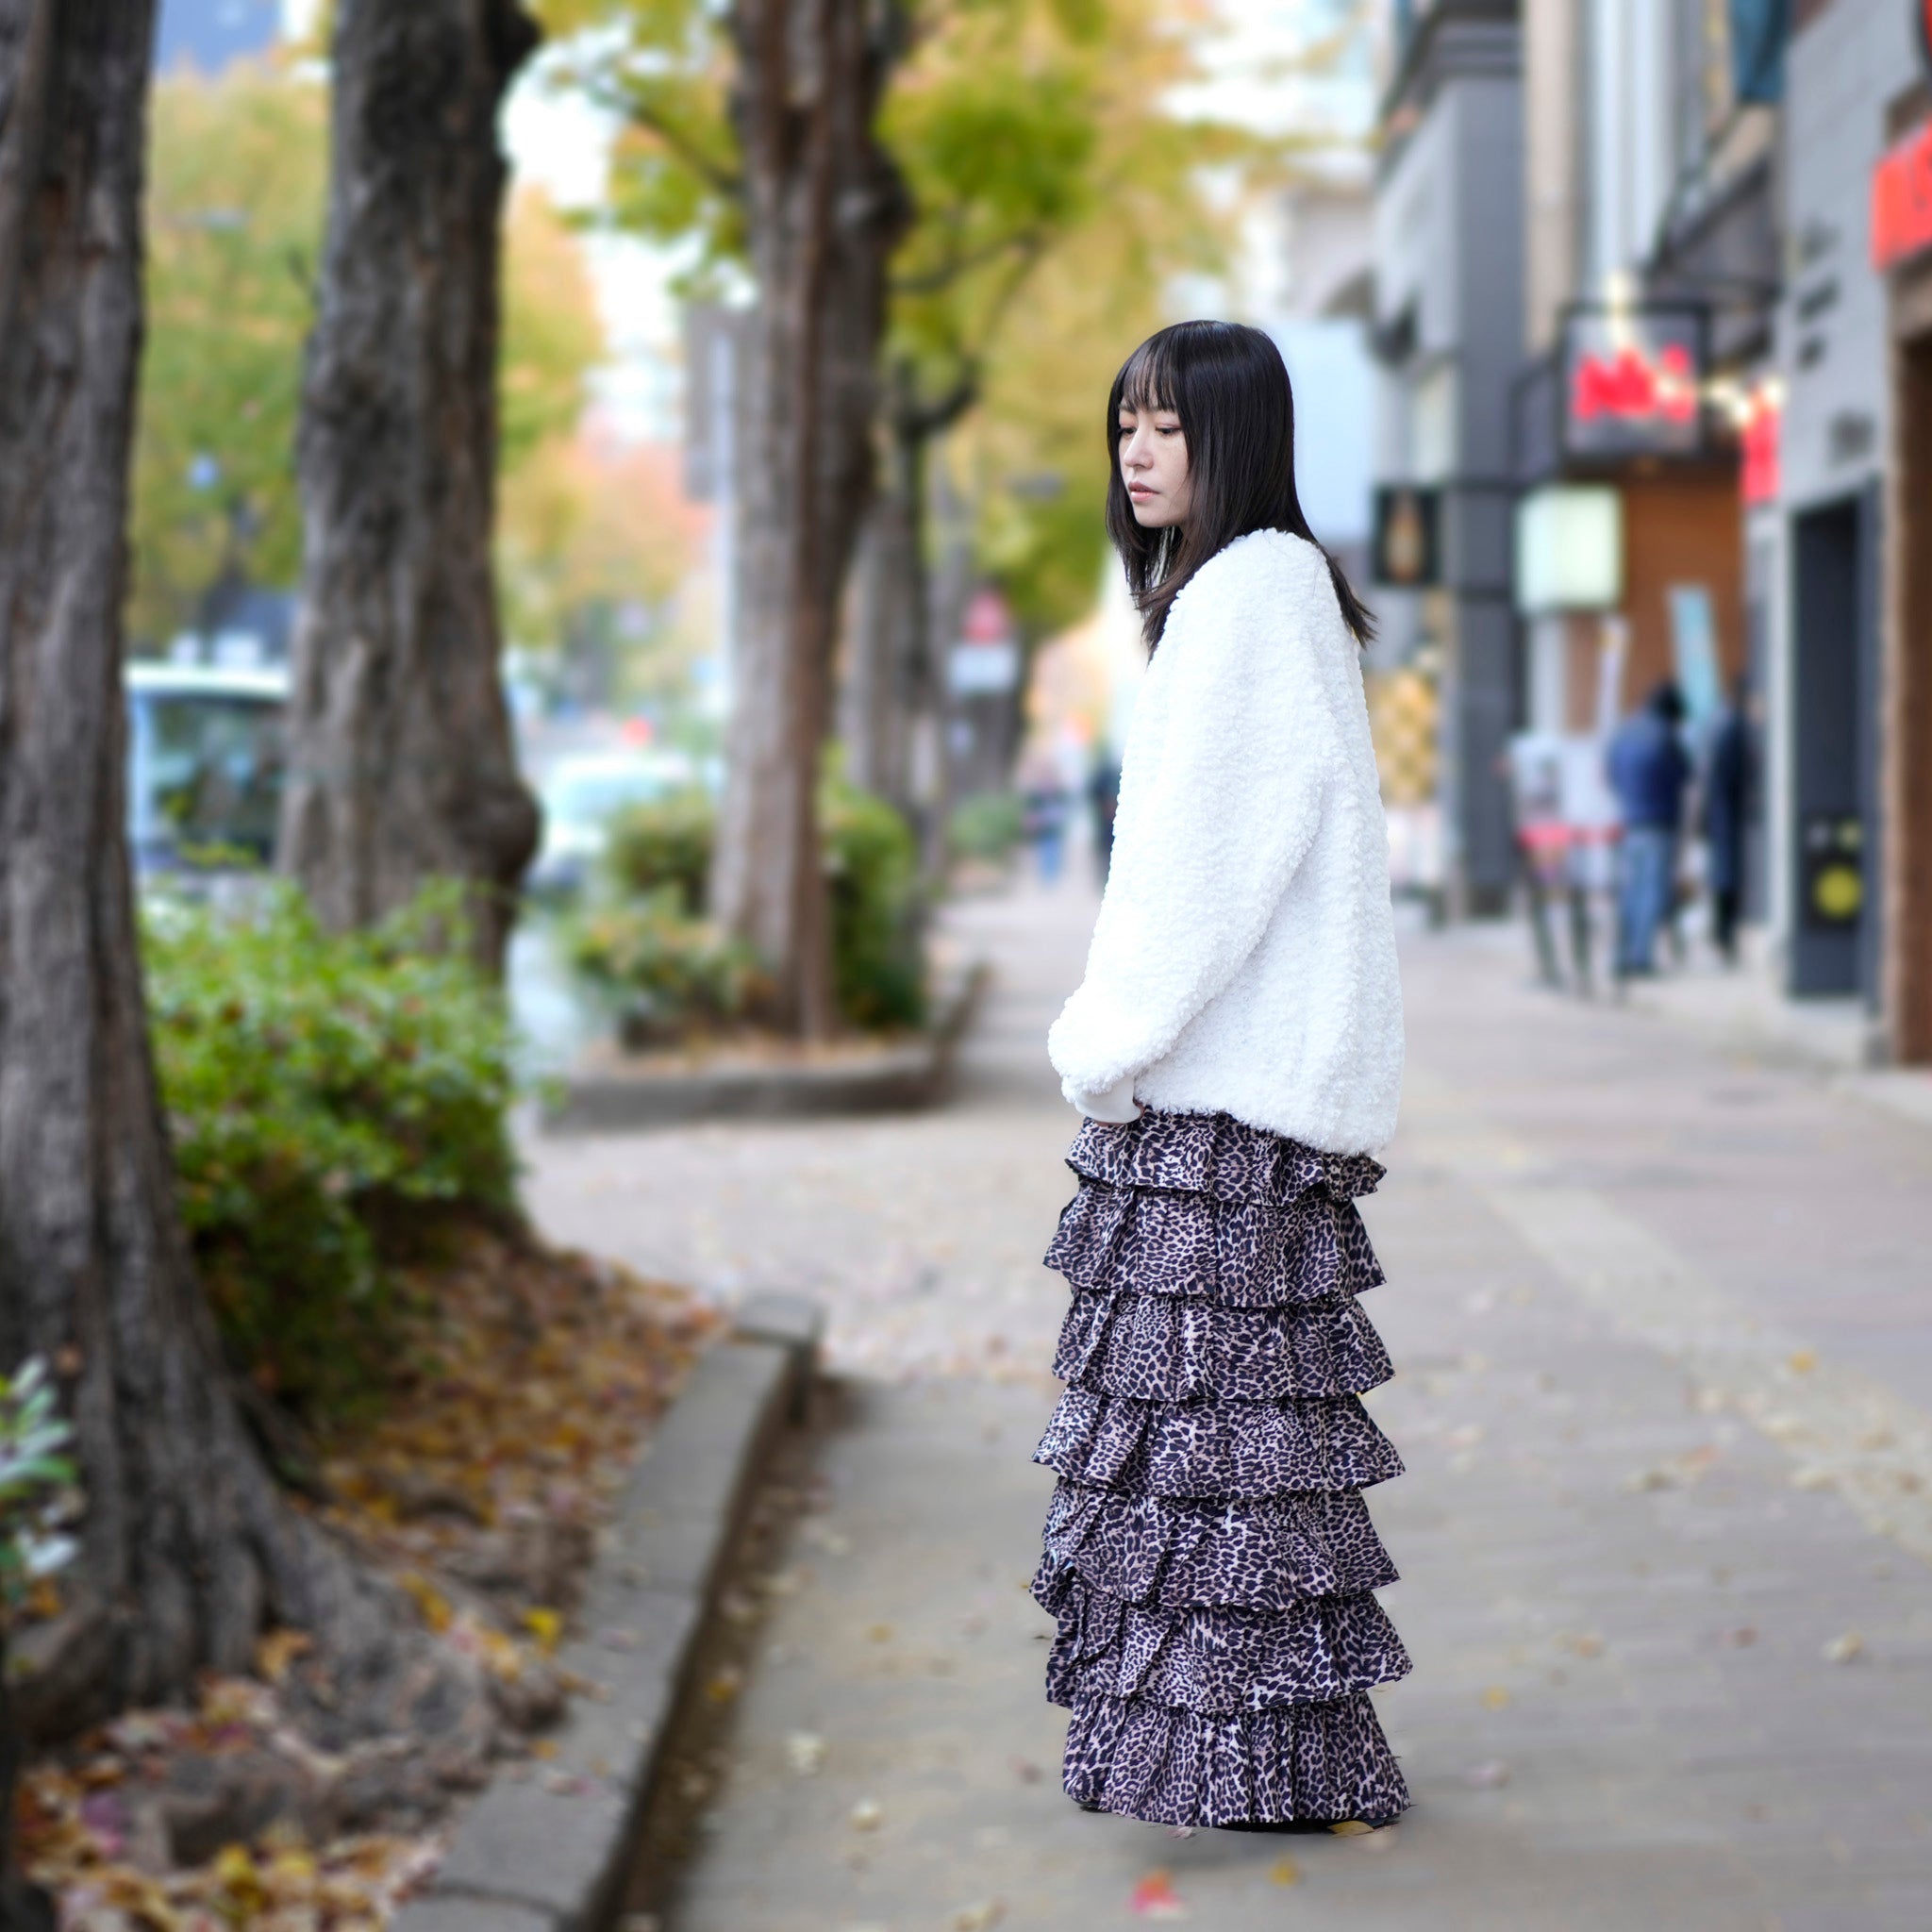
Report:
1740,390,1780,508
1873,119,1932,271
1571,343,1699,428
961,588,1012,644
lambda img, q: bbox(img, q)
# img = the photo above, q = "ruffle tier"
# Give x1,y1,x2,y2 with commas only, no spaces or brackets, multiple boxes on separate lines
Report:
1063,1110,1385,1208
1053,1284,1393,1403
1036,1109,1408,1828
1061,1689,1410,1829
1041,1479,1398,1609
1035,1384,1403,1498
1045,1179,1385,1309
1035,1561,1410,1712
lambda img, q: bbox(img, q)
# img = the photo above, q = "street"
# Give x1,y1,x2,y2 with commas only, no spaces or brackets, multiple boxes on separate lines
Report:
524,884,1932,1932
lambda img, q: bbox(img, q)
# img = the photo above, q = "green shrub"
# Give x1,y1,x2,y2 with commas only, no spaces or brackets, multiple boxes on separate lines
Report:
565,890,765,1045
948,791,1025,863
585,780,926,1034
142,882,520,1415
605,789,714,912
0,1359,75,1625
823,778,925,1031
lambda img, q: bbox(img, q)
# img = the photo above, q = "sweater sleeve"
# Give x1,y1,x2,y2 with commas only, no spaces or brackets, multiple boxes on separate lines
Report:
1049,557,1340,1105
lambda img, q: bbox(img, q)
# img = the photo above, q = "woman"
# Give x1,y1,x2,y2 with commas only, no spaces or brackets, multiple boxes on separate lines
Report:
1032,320,1409,1830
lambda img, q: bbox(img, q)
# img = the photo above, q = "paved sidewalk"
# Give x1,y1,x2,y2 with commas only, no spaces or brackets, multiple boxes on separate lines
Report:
522,888,1932,1932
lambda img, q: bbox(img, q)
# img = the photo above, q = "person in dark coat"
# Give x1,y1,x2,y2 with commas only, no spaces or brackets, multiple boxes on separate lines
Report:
1703,678,1754,964
1089,751,1122,886
1607,680,1690,977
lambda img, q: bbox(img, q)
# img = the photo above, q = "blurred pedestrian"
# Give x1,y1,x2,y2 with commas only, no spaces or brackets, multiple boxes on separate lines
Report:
1041,320,1409,1833
1088,750,1122,885
1703,676,1754,966
1017,742,1070,887
1606,680,1690,978
1506,733,1568,990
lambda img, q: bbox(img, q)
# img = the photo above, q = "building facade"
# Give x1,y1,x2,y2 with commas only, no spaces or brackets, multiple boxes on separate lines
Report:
1371,0,1524,916
1864,3,1932,1059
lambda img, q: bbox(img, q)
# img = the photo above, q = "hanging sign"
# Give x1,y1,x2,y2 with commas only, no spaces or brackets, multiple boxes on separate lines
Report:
1740,386,1781,506
1560,307,1707,460
1873,118,1932,272
949,587,1020,696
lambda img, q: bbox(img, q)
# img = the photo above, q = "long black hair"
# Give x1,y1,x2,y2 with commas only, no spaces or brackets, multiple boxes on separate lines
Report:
1107,320,1374,649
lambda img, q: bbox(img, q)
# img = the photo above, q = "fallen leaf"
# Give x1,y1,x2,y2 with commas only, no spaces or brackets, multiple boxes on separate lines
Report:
705,1665,743,1704
1823,1630,1864,1664
254,1627,313,1685
850,1797,884,1831
866,1623,894,1643
1788,1349,1818,1374
953,1903,1005,1931
786,1732,826,1776
1462,1761,1510,1789
1720,1626,1758,1648
1329,1820,1374,1837
1269,1855,1302,1886
1563,1633,1605,1658
1480,1686,1511,1710
1009,1756,1042,1784
1130,1868,1187,1919
529,1739,559,1760
524,1607,563,1655
396,1571,453,1634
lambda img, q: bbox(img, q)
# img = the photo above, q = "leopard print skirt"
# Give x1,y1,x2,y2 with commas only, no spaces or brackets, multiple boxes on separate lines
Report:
1032,1108,1411,1828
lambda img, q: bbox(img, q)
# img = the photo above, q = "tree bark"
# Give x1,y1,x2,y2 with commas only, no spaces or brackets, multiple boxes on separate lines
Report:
0,0,492,1771
841,361,976,819
710,0,908,1036
843,444,921,808
278,0,541,977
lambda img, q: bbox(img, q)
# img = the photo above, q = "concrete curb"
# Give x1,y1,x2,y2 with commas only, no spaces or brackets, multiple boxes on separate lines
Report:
393,1292,823,1932
539,962,991,1134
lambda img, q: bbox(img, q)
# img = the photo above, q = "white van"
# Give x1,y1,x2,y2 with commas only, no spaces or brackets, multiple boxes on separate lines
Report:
125,662,289,874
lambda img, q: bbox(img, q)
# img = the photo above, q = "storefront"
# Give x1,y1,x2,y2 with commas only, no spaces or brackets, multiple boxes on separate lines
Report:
1512,303,1750,742
1775,0,1907,1006
1875,49,1932,1059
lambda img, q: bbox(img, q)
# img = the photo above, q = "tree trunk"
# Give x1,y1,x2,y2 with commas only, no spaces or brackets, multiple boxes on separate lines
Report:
710,0,908,1036
843,442,921,808
278,0,541,977
0,0,491,1774
841,362,976,825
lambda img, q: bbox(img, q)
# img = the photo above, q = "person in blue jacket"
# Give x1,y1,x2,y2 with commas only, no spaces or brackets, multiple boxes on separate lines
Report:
1607,681,1690,977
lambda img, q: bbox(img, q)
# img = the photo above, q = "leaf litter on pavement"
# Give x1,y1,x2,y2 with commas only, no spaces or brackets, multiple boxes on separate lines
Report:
17,1220,721,1928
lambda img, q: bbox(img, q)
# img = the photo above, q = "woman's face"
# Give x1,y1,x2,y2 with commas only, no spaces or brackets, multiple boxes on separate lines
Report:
1118,399,1192,530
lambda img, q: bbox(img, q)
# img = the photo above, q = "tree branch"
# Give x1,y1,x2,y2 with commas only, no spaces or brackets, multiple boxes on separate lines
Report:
891,223,1045,298
590,77,745,203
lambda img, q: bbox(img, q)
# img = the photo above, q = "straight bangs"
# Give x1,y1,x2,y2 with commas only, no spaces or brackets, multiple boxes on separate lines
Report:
1112,333,1181,418
1105,320,1374,650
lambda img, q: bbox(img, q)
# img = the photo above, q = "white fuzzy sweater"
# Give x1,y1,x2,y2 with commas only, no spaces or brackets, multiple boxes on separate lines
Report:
1047,529,1404,1155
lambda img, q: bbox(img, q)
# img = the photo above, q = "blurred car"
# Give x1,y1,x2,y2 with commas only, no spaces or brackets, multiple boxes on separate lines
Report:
126,661,289,879
527,748,698,896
